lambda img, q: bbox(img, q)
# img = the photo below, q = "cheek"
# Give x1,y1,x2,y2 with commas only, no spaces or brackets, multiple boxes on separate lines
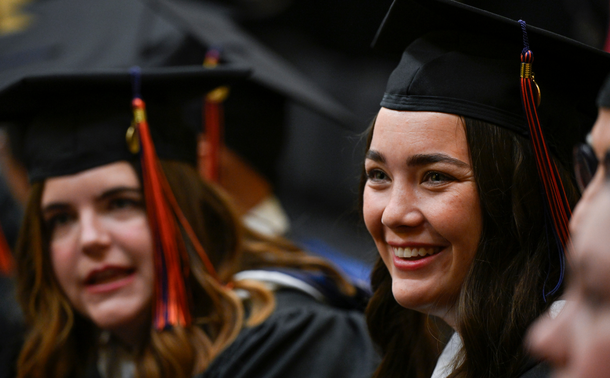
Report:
50,241,79,295
362,188,384,239
123,219,155,281
428,186,482,253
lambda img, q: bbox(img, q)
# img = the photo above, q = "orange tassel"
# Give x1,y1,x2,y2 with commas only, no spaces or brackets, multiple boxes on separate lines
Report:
130,67,223,329
133,97,191,329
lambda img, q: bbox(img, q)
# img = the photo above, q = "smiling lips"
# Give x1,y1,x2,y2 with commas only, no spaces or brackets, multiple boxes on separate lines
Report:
393,246,442,259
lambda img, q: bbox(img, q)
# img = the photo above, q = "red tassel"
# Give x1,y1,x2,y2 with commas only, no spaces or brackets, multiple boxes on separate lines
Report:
0,224,13,275
520,50,572,251
203,97,223,182
202,48,228,183
133,97,191,330
129,67,223,329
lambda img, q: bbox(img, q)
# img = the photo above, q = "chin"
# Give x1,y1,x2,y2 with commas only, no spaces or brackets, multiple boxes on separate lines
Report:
391,279,457,320
89,301,150,333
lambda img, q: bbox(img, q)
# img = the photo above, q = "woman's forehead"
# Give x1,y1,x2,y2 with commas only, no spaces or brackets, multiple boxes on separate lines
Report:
371,109,468,159
41,161,140,205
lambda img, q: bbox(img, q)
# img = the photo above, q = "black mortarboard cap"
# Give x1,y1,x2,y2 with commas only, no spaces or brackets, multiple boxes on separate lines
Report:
0,65,249,182
373,0,610,162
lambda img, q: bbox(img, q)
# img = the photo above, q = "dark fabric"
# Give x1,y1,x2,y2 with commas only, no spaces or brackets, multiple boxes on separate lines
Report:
199,289,379,378
519,361,551,378
0,174,22,249
0,277,24,378
461,0,609,49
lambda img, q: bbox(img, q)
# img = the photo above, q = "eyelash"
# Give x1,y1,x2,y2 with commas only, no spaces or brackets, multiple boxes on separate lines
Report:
422,171,455,185
108,197,143,210
366,168,389,182
366,169,457,185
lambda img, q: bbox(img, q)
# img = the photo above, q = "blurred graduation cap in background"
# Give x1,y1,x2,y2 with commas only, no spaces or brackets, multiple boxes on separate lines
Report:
0,0,357,189
0,0,354,124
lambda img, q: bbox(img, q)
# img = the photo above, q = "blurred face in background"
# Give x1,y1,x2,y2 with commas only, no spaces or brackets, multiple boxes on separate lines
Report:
362,109,482,328
570,108,610,235
528,184,610,378
42,161,154,346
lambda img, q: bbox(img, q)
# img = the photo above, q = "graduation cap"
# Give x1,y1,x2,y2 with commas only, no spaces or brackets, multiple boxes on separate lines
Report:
0,0,357,185
0,0,354,125
0,65,250,329
372,0,610,297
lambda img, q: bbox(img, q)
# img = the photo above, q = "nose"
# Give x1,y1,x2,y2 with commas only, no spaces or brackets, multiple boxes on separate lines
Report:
381,184,425,229
527,301,573,371
571,168,604,236
79,210,111,255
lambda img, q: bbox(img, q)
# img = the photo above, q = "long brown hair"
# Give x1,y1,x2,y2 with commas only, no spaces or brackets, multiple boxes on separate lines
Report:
15,160,354,378
363,116,578,378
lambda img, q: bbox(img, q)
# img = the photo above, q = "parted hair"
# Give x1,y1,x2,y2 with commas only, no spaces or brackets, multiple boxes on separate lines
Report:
15,160,354,378
363,116,579,378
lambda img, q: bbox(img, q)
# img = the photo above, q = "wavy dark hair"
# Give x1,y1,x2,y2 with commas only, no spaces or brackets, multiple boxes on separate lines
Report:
362,116,579,378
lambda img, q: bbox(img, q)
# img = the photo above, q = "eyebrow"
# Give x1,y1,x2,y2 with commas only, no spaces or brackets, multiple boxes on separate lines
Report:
407,153,469,169
365,150,385,163
41,186,142,212
365,150,469,169
98,187,142,201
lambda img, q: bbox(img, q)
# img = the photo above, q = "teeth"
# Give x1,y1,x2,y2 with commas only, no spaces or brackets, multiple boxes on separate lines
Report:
393,247,438,258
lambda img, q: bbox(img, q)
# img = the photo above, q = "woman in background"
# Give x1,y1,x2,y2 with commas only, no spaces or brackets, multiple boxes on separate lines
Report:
1,66,377,378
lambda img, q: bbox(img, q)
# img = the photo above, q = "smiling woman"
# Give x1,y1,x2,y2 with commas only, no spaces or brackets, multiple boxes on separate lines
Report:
363,110,482,327
361,1,610,378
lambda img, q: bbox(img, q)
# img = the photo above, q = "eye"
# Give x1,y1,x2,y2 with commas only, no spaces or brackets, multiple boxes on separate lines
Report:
108,197,140,210
366,168,389,183
422,171,455,185
44,212,74,232
107,195,146,216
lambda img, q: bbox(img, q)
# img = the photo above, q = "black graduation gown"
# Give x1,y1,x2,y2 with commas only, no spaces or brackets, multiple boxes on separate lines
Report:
518,360,551,378
80,288,378,378
198,288,379,378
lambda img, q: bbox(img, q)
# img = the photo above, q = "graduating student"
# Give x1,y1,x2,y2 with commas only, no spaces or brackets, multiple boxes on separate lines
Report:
359,0,610,377
0,66,377,378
